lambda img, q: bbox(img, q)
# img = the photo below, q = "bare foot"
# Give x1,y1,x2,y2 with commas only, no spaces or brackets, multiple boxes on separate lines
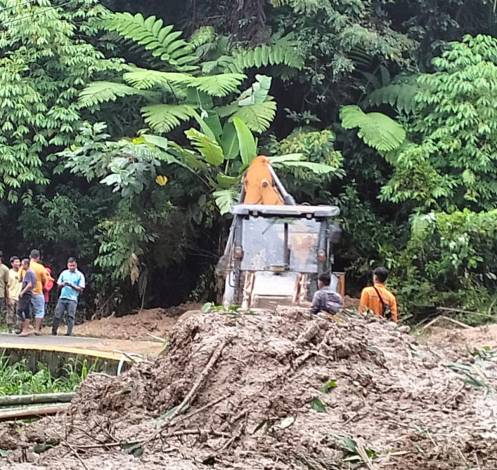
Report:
18,330,31,337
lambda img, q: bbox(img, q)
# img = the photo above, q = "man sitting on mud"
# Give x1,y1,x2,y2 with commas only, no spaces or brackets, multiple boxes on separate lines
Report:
310,273,343,315
359,266,398,322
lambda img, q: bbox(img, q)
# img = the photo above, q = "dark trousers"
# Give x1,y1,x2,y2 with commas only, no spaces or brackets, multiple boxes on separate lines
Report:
52,299,77,336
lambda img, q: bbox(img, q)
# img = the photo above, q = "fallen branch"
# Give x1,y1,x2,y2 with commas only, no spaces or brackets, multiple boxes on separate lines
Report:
423,316,472,330
0,403,70,421
0,392,75,407
167,339,227,422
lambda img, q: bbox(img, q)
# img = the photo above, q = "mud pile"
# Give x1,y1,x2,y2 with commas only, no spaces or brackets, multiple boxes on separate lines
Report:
4,308,497,469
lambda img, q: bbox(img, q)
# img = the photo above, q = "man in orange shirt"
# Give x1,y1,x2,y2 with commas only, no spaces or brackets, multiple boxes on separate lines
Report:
359,267,398,322
29,250,48,334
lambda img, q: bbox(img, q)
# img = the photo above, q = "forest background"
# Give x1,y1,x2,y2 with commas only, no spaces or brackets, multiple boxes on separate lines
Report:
1,0,497,324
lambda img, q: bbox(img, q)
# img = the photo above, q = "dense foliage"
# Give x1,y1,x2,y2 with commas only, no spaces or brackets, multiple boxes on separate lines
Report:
1,0,497,321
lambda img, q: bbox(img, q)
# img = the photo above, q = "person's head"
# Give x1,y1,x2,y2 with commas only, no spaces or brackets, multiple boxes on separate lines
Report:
10,256,20,270
21,258,30,270
30,249,40,261
373,267,389,284
67,257,77,272
318,272,331,289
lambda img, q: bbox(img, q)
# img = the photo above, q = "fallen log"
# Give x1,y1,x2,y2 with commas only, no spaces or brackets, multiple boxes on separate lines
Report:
0,392,75,407
0,403,70,421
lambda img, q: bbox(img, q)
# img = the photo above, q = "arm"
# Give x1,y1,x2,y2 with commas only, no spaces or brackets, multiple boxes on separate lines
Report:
57,273,64,288
358,289,369,315
328,292,343,314
310,291,321,315
391,296,399,323
3,270,9,300
19,274,33,298
68,273,85,292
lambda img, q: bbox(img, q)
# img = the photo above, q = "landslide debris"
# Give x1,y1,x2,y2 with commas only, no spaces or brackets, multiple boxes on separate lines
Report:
4,308,497,469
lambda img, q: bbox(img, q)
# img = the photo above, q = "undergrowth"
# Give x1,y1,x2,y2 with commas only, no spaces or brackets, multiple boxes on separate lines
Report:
0,357,92,395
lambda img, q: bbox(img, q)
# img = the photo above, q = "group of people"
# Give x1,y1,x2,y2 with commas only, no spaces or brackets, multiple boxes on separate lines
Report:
311,267,398,321
0,250,85,337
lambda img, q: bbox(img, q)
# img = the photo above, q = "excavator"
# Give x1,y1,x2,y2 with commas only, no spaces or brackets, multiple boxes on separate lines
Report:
217,156,342,310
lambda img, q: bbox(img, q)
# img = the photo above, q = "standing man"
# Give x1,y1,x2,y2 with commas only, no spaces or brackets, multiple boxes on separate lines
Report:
18,259,36,336
311,273,343,315
0,251,9,325
7,257,22,333
29,249,48,335
52,257,85,336
359,267,398,322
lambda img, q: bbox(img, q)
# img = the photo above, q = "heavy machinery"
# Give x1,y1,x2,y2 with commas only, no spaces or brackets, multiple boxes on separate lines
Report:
217,156,341,309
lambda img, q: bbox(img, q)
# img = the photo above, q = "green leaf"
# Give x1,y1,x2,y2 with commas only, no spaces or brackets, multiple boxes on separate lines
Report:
310,397,326,413
213,189,237,215
233,117,257,166
320,379,337,393
238,75,272,105
340,105,406,152
141,134,169,150
216,173,239,189
268,153,304,164
141,104,197,133
273,160,334,174
221,122,239,160
79,82,145,108
185,129,224,166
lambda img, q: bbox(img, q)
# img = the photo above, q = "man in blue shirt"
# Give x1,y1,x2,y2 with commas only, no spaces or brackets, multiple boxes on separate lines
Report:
52,257,85,336
18,258,37,336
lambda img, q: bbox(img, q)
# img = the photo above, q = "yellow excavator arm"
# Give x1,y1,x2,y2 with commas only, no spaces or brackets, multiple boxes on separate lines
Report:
242,156,284,205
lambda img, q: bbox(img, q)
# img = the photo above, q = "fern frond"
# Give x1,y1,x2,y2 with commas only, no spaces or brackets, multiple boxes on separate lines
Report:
271,0,324,14
228,39,304,73
365,82,419,114
340,105,406,152
105,12,198,71
187,73,245,97
141,104,197,133
79,81,146,108
218,99,276,133
123,68,191,90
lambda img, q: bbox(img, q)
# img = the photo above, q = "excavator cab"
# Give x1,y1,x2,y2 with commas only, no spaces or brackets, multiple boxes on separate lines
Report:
217,156,341,310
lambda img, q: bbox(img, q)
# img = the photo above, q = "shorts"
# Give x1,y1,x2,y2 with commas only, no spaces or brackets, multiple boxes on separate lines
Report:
17,296,32,321
31,294,45,319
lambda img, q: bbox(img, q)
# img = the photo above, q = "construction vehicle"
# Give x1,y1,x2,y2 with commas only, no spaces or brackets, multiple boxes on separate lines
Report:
217,156,341,309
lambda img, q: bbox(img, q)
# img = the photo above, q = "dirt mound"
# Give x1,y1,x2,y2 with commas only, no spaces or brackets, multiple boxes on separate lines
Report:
426,322,497,350
3,309,497,469
69,304,199,340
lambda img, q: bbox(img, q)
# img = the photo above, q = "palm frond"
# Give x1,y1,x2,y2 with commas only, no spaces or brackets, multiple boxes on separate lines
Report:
105,12,198,70
365,82,419,114
340,105,406,153
187,73,246,97
228,40,304,73
79,81,147,108
123,69,192,90
219,99,276,133
141,104,197,133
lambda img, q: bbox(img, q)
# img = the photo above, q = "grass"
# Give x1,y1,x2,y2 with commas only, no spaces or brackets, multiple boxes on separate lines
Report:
0,356,92,395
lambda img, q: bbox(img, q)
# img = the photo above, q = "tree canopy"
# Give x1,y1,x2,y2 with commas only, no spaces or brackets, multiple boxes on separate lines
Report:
1,0,497,322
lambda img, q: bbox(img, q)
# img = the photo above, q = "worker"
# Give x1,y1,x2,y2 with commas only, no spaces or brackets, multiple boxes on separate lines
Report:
0,251,9,325
52,257,85,336
17,258,36,337
7,256,22,333
311,273,343,315
29,249,48,335
359,266,398,322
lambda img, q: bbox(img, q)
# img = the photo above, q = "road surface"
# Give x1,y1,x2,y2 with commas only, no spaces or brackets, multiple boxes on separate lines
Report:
0,333,164,361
